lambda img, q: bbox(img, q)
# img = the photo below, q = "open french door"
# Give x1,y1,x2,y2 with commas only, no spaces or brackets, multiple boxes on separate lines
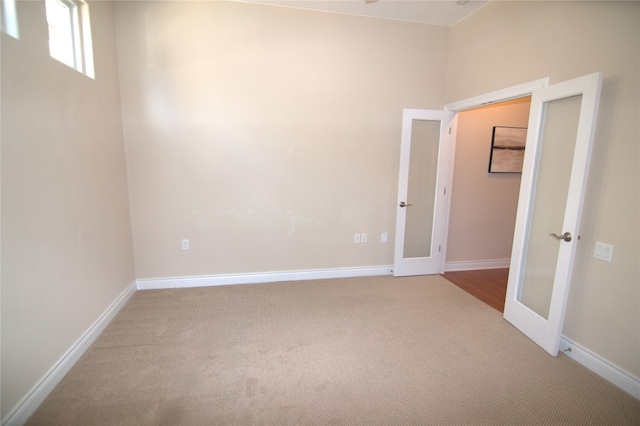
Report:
393,109,452,276
503,72,603,355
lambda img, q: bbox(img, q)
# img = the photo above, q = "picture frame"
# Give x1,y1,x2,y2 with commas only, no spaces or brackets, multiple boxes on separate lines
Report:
488,126,527,173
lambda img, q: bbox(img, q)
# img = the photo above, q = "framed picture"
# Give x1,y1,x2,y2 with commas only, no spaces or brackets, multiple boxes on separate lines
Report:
488,126,527,173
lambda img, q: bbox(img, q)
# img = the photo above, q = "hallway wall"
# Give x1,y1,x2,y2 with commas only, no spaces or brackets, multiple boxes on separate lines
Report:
446,97,530,269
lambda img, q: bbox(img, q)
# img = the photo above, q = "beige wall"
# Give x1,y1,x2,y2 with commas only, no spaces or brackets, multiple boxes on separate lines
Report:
447,1,639,376
446,97,530,265
114,1,449,279
0,1,135,417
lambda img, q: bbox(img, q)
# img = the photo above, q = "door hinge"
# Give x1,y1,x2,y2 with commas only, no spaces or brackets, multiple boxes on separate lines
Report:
448,127,451,134
439,245,442,252
444,187,447,195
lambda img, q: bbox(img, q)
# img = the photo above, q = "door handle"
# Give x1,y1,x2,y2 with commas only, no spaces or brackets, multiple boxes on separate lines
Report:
549,232,572,242
399,201,412,208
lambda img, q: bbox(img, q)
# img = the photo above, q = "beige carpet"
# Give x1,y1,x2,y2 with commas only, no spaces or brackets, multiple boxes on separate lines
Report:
27,275,640,425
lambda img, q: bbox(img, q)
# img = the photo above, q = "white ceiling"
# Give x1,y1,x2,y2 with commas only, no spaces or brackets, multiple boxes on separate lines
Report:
237,0,490,27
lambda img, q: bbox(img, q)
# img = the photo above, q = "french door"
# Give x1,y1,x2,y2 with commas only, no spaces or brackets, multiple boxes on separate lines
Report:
393,109,452,276
503,72,603,355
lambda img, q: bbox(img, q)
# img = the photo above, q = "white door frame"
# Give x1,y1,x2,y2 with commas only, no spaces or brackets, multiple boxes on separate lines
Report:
439,77,550,273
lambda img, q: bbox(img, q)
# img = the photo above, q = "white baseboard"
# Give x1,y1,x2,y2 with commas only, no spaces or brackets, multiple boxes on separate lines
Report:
1,281,137,426
444,259,510,272
559,336,640,400
137,265,394,290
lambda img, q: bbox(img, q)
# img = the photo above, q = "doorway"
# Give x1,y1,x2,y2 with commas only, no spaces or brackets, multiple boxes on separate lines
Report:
441,96,531,312
445,97,531,274
442,74,603,356
432,79,547,311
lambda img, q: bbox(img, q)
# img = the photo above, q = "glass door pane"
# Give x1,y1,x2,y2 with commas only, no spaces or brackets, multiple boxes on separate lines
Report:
517,95,582,319
403,119,441,259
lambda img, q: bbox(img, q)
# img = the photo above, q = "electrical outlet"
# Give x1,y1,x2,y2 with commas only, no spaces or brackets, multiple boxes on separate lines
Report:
361,233,368,243
181,239,190,250
354,234,361,244
381,232,388,243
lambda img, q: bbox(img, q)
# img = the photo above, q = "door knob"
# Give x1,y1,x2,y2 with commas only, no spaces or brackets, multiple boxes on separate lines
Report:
549,232,572,242
399,201,412,208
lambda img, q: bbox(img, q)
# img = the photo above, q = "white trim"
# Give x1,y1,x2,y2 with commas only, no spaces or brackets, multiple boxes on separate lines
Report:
1,281,137,426
444,259,510,272
137,265,394,290
444,77,550,112
559,336,640,400
438,113,458,274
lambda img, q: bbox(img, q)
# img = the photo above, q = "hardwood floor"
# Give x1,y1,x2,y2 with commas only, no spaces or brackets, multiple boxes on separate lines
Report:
441,268,509,313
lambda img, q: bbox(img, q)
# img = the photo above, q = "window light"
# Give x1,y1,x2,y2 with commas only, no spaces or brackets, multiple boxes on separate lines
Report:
45,0,94,78
1,0,20,39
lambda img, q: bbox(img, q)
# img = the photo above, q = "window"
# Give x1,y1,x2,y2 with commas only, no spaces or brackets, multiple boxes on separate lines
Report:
45,0,94,78
1,0,20,39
